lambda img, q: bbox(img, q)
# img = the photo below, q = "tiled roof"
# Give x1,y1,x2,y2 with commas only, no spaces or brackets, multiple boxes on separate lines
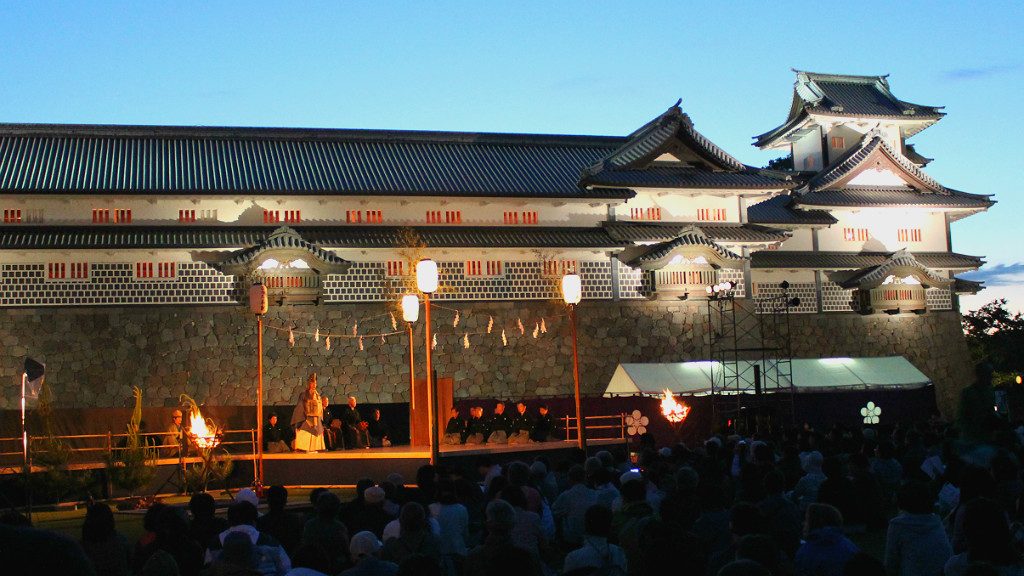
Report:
904,144,932,167
746,195,837,226
622,227,743,268
752,250,983,271
583,166,792,190
953,277,984,294
0,123,633,199
754,71,943,148
0,225,628,250
806,133,946,193
603,221,788,243
581,103,749,181
797,72,944,119
837,249,951,288
795,187,993,209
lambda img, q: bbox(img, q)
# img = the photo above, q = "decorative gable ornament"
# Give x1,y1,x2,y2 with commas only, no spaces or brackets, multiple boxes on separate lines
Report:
212,226,351,305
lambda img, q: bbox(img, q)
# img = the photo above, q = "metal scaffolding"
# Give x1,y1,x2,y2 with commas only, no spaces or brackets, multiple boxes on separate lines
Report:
707,281,797,435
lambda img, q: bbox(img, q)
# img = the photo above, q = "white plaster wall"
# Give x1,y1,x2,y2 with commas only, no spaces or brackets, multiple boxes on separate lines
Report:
793,131,823,171
623,191,777,223
775,228,814,251
752,269,816,283
817,209,948,252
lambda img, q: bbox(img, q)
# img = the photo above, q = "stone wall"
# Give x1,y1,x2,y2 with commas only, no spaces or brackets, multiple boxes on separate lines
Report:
0,300,970,416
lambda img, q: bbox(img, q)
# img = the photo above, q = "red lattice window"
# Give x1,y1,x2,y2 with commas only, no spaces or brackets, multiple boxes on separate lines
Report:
503,211,519,225
446,210,462,224
630,207,662,221
831,136,846,149
386,260,406,277
522,211,538,224
347,210,363,223
897,228,922,242
284,210,301,223
70,262,90,279
263,210,280,224
3,209,21,223
465,260,482,276
114,209,132,224
697,208,726,222
47,263,66,279
264,277,305,288
543,259,578,277
366,210,383,223
92,209,110,223
426,210,442,224
843,228,870,242
135,262,154,278
465,260,503,277
179,209,196,223
158,262,176,278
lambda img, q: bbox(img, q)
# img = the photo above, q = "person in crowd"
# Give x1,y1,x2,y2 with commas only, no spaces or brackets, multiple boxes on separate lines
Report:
301,491,349,573
944,498,1022,576
81,503,132,576
794,504,858,576
499,485,545,567
263,414,291,454
463,500,539,576
959,363,998,444
706,502,766,576
163,409,186,457
885,482,952,576
350,486,392,539
508,402,533,445
552,465,598,550
368,409,391,447
209,501,291,576
530,404,556,443
486,402,511,445
291,374,325,453
341,396,371,449
818,457,858,530
429,479,469,576
563,505,627,576
381,502,441,565
149,506,205,576
340,531,398,576
464,407,488,445
790,450,826,513
283,543,332,576
870,442,903,511
257,486,304,557
1,520,102,576
444,407,466,445
189,492,228,554
758,469,802,560
201,531,262,576
134,502,169,572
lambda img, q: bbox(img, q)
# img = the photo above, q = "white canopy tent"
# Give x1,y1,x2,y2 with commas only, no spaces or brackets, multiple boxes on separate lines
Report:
604,356,931,397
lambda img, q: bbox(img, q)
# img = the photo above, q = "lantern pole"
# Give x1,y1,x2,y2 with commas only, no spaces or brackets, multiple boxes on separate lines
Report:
562,274,586,452
249,283,268,492
416,261,440,465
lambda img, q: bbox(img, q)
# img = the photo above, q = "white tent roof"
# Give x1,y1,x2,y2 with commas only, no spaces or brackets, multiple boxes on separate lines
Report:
604,356,931,397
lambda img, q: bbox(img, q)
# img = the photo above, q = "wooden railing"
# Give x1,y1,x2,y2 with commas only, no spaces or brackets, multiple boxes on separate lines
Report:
562,413,628,441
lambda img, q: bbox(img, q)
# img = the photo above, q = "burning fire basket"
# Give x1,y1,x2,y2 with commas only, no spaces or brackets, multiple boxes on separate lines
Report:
179,394,233,493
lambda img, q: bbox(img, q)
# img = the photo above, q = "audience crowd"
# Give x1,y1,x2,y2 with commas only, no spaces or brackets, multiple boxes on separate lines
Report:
4,416,1024,576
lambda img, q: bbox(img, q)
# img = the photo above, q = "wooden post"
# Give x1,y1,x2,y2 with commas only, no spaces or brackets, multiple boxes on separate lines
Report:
569,303,586,451
256,314,264,491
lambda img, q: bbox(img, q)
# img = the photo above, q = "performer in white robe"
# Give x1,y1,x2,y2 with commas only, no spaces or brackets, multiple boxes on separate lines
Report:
291,373,325,452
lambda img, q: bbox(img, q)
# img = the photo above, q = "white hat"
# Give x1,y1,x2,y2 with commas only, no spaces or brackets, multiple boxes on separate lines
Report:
364,486,386,505
349,530,382,559
234,488,259,508
620,470,642,485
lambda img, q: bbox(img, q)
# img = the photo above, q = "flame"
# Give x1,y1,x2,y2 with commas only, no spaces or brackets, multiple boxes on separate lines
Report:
660,389,690,424
188,407,220,449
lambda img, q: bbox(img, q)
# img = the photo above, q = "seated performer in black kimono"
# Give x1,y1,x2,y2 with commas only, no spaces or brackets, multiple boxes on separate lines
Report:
508,401,534,445
340,395,370,449
444,407,466,445
367,408,391,447
486,402,512,444
530,404,557,442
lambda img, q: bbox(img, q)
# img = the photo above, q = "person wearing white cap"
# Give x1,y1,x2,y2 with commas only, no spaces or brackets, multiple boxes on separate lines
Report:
339,531,397,576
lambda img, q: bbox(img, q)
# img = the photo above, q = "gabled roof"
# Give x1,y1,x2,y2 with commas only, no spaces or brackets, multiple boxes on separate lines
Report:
214,226,351,275
746,195,837,227
0,225,629,250
794,187,993,210
904,144,932,167
0,122,633,200
602,221,788,244
751,250,983,271
581,103,788,191
755,71,944,148
806,132,946,192
953,277,984,295
619,226,744,270
835,249,952,289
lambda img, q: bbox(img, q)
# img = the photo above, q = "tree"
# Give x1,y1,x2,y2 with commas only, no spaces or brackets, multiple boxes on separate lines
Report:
962,299,1024,381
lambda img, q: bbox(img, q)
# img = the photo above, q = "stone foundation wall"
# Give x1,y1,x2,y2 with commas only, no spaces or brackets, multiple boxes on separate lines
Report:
0,301,971,417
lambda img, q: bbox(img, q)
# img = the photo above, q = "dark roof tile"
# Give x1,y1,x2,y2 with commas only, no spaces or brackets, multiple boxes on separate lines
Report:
752,250,983,271
746,195,837,226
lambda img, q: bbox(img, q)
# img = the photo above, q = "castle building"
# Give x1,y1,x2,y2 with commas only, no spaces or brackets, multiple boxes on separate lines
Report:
0,71,990,412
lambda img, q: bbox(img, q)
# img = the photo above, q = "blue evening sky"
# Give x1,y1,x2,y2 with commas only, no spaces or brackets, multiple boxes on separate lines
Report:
1,1,1021,310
